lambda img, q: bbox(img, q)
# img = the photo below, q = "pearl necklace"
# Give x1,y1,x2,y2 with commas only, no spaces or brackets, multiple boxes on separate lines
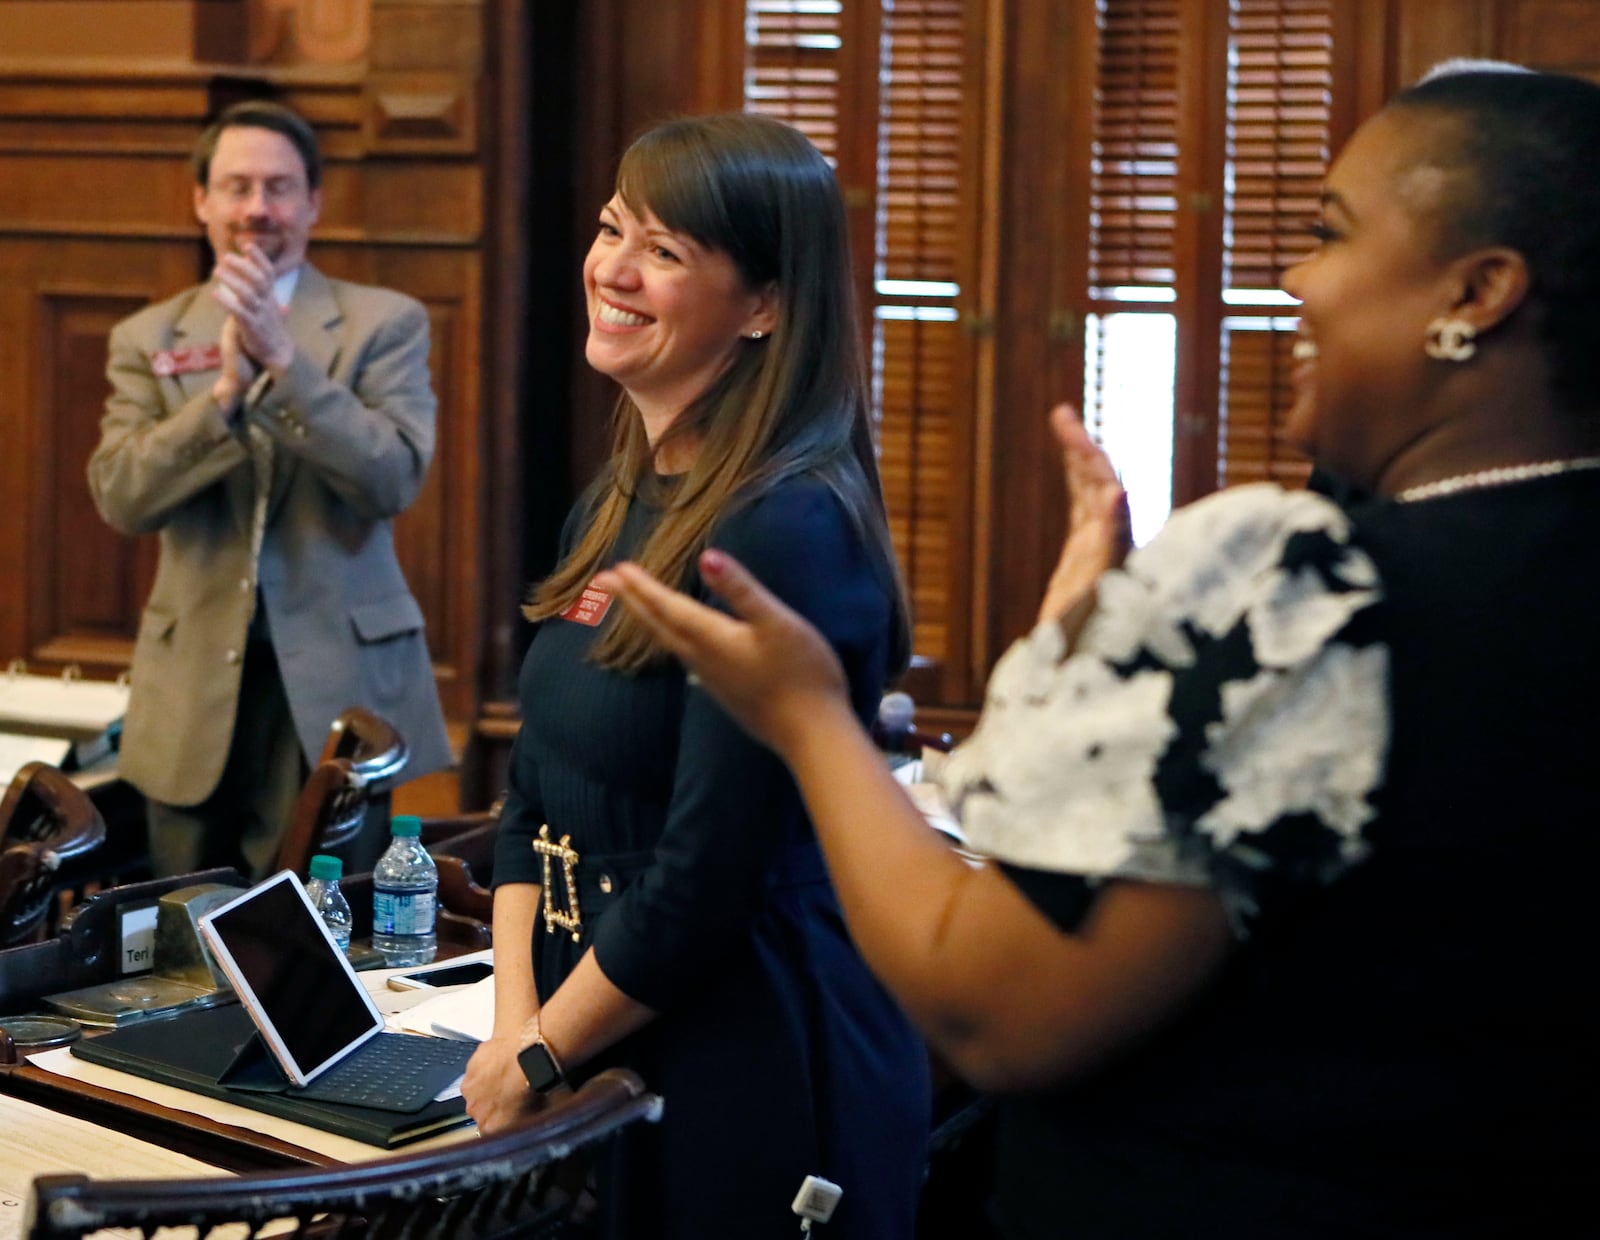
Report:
1394,455,1600,504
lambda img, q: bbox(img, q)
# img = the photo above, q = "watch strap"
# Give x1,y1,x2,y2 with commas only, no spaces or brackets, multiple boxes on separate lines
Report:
516,1014,567,1094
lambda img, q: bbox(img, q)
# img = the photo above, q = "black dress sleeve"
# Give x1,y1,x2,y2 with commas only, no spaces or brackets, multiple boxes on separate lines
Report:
588,479,893,1010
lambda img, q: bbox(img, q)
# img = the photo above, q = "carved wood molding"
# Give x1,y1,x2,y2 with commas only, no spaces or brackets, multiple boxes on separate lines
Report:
366,72,475,152
249,0,372,66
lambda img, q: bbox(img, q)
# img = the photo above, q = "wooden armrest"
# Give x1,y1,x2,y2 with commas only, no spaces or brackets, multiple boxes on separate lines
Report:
436,854,493,923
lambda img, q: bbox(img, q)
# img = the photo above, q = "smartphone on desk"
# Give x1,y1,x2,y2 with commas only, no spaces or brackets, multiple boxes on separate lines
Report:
385,960,495,991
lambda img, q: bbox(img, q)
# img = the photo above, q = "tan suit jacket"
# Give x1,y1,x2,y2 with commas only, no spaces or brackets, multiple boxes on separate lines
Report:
89,265,452,807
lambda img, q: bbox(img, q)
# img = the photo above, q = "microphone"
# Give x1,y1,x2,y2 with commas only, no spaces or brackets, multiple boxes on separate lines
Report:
876,692,916,754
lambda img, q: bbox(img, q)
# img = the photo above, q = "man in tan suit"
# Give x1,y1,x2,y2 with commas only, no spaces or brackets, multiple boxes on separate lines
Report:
88,100,451,879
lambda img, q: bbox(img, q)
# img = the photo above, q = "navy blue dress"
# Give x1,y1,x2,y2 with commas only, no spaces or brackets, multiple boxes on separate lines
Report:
495,474,929,1239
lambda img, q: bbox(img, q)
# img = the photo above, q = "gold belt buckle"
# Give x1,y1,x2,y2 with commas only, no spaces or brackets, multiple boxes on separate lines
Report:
533,824,582,942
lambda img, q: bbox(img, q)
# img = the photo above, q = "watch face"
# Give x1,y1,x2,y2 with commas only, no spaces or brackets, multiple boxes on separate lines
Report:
518,1040,562,1093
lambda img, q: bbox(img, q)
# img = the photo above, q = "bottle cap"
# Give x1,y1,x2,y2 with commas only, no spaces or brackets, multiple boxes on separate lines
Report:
390,815,422,838
309,854,343,880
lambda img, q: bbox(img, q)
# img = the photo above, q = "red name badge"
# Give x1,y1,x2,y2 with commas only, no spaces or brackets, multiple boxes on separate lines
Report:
559,584,613,627
151,345,223,377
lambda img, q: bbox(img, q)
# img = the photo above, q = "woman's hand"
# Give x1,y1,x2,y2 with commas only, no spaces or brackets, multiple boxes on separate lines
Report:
1037,403,1132,628
462,1033,537,1134
597,550,850,759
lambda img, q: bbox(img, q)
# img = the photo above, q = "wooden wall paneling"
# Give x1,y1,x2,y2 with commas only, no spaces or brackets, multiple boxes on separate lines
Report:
975,0,1080,680
937,0,1006,710
0,235,200,674
0,15,494,798
31,287,157,670
461,0,536,808
1170,4,1231,509
0,2,207,61
0,151,204,242
1503,0,1600,75
1389,0,1499,84
1350,0,1399,120
568,0,627,490
366,0,484,155
567,0,748,491
248,0,373,66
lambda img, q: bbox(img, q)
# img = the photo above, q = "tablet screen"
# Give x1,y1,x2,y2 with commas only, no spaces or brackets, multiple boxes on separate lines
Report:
200,871,382,1085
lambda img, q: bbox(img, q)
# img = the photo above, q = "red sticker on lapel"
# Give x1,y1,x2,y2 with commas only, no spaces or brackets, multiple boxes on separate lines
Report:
151,345,223,377
559,584,613,627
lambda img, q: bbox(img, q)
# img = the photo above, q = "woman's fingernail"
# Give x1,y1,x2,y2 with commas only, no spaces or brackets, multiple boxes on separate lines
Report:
701,549,726,574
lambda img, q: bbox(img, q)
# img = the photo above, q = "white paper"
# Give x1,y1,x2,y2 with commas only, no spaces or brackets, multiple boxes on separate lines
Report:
392,974,496,1042
0,733,72,787
0,673,128,734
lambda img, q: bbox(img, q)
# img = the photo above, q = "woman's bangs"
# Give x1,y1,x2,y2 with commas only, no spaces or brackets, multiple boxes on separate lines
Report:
616,134,728,253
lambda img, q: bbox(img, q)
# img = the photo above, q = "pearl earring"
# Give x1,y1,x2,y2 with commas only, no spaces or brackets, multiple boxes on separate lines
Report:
748,330,765,340
1424,316,1476,362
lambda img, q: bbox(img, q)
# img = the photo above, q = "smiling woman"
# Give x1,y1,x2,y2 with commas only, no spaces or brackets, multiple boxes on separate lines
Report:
460,113,928,1240
582,198,776,451
597,67,1600,1239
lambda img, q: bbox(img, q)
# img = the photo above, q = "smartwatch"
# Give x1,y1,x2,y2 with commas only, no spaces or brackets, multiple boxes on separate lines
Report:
516,1015,567,1095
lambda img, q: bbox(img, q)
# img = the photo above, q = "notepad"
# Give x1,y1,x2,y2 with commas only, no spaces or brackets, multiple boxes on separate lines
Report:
393,974,497,1042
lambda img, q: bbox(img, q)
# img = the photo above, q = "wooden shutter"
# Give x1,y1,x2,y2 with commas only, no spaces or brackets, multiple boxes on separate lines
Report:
1083,0,1337,501
874,0,966,662
747,0,975,679
1080,0,1184,542
1218,321,1304,485
1088,0,1181,297
1217,0,1334,490
744,1,847,162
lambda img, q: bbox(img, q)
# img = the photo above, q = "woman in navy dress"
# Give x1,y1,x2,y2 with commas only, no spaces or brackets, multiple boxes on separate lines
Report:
461,113,929,1239
601,68,1600,1238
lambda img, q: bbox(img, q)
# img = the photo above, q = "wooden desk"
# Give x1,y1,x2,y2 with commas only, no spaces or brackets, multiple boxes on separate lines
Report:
1,948,483,1173
0,1052,329,1173
0,876,483,1172
0,1092,241,1240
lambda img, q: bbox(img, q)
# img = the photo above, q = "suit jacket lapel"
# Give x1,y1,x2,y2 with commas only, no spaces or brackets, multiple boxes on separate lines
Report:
267,265,344,509
170,288,227,408
285,264,343,378
168,287,257,536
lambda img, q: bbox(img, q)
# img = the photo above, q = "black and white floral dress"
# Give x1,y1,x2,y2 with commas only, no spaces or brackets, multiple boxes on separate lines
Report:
942,472,1600,1239
942,482,1389,933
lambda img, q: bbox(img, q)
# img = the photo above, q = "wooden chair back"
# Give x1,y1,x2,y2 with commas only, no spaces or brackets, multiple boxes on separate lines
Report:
276,707,415,878
26,1068,663,1240
273,757,369,878
318,706,409,776
0,763,106,947
419,800,504,927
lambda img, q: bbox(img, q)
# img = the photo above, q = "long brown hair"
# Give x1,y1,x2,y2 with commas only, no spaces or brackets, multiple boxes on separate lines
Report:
526,113,910,674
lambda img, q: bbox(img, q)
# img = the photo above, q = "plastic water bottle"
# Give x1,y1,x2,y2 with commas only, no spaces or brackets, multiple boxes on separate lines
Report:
372,815,437,966
304,854,353,954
